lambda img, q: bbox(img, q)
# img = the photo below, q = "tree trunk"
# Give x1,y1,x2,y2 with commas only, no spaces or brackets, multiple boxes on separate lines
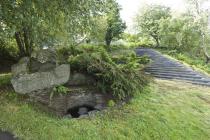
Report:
201,33,210,64
203,47,210,64
106,39,111,47
155,37,160,47
15,31,25,57
23,27,30,56
205,55,210,64
15,27,33,58
150,34,160,47
154,37,160,47
105,30,112,51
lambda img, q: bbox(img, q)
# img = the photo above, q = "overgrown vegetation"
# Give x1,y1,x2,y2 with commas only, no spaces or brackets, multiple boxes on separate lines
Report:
57,45,149,100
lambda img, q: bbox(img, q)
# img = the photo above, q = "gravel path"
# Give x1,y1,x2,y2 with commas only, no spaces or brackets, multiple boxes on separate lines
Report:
136,48,210,86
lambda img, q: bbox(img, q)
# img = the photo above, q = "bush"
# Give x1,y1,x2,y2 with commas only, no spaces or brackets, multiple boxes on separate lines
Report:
0,39,18,61
67,45,149,100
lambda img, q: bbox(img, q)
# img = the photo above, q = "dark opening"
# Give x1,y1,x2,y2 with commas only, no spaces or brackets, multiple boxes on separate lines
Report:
67,105,96,118
0,131,18,140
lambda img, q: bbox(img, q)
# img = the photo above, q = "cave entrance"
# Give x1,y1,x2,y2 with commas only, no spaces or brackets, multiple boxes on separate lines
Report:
67,105,96,118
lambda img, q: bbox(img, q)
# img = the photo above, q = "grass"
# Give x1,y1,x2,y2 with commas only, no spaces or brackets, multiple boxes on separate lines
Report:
1,73,210,140
0,73,11,86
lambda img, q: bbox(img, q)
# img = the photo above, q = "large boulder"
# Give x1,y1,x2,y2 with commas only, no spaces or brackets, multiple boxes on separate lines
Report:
11,57,30,77
30,49,57,72
31,48,57,64
11,64,70,94
30,60,56,73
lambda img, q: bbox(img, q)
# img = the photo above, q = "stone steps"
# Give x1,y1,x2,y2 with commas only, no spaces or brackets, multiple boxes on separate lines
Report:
156,77,210,86
145,69,194,74
161,77,210,86
145,67,193,72
136,48,210,87
150,74,210,82
146,72,202,79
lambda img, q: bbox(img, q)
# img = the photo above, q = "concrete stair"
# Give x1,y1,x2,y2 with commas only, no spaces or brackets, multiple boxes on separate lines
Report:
136,48,210,87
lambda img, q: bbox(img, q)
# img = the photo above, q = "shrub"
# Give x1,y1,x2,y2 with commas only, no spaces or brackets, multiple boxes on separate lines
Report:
50,86,70,101
0,39,18,61
108,100,116,107
67,45,149,100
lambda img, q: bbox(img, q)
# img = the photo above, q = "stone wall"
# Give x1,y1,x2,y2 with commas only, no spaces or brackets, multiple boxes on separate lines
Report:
30,87,113,117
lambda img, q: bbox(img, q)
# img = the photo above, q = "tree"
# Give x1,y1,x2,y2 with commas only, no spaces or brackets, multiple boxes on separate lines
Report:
88,16,108,43
0,0,107,57
185,0,210,63
135,5,171,47
105,0,126,47
159,15,200,51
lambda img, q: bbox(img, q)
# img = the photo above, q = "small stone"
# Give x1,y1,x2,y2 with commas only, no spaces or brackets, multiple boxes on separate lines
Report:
88,110,98,116
94,104,104,110
79,114,89,119
64,114,72,119
78,107,88,115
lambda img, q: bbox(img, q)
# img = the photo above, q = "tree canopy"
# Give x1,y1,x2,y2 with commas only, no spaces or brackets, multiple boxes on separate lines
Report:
0,0,111,57
105,0,126,47
135,5,171,47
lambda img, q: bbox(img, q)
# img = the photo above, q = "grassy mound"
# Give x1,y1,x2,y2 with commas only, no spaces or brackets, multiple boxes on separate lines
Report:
58,45,149,100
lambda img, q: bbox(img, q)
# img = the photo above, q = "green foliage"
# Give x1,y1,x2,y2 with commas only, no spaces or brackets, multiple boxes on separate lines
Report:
53,86,70,95
67,45,149,100
0,0,109,56
89,16,108,43
50,86,70,101
108,100,116,107
138,55,151,64
0,74,11,87
105,0,126,47
0,38,18,60
135,5,171,47
134,1,210,65
159,16,200,51
122,33,154,48
151,0,210,65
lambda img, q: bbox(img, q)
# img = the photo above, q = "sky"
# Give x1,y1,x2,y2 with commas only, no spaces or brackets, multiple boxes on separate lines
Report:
116,0,187,32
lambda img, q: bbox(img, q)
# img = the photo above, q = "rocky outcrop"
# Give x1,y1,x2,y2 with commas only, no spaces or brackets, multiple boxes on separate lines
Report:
11,64,70,94
31,48,57,64
11,49,70,94
30,87,112,117
10,49,114,119
30,48,57,72
11,57,30,77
